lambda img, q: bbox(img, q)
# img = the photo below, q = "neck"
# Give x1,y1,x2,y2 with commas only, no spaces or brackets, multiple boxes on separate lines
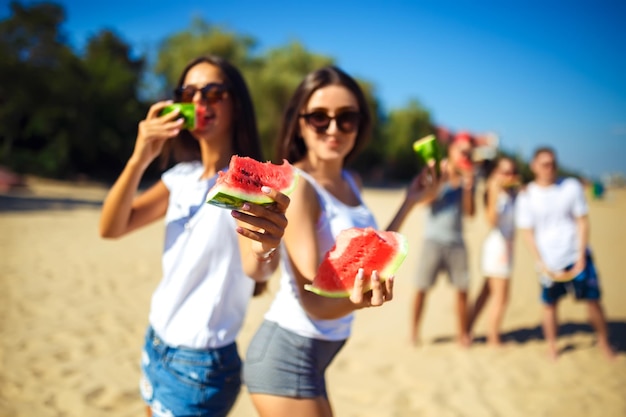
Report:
297,156,344,183
534,177,555,187
198,136,233,179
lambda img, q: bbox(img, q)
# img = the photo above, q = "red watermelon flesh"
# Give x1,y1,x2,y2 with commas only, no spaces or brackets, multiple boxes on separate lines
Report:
304,227,409,298
206,155,298,209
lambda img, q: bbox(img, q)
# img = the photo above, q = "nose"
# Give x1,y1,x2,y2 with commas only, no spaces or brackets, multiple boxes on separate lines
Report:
325,117,339,134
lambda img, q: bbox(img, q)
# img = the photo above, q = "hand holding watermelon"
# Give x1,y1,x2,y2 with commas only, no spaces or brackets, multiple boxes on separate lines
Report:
132,101,186,169
304,227,408,299
207,155,296,259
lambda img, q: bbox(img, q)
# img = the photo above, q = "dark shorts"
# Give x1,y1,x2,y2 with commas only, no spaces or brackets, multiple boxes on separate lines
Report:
415,240,469,290
541,251,601,305
140,327,242,417
243,320,346,398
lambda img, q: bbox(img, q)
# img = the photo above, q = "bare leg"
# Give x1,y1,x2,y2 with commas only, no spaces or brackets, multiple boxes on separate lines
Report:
486,278,509,346
456,290,471,348
468,279,490,335
251,394,333,417
542,302,559,360
587,300,616,360
411,290,428,346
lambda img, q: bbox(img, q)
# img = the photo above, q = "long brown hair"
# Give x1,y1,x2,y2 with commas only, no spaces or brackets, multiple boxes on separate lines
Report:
160,55,263,168
275,66,372,165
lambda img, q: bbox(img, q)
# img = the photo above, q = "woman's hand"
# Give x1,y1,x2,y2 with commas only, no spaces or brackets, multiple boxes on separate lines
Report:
131,101,184,169
231,186,290,256
406,160,448,205
349,269,394,308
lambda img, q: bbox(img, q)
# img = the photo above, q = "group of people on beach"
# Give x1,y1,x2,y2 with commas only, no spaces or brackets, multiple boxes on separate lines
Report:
98,55,615,417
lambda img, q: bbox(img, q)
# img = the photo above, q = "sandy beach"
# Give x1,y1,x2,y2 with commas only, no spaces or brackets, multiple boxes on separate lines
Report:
1,177,625,417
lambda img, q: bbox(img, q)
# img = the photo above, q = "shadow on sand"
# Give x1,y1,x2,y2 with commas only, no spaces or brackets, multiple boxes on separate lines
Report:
432,320,626,353
0,193,102,212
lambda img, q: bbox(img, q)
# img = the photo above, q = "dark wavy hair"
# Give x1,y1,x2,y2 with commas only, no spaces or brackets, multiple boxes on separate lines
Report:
275,66,371,165
160,55,262,168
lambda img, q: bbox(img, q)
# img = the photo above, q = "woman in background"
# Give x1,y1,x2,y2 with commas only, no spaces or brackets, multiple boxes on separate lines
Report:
468,156,519,346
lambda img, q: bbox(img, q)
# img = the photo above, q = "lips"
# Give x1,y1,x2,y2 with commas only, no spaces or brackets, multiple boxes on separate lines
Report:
196,105,215,128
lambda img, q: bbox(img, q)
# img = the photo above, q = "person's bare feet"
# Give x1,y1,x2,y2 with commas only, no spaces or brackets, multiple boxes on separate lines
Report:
547,344,559,362
458,333,472,349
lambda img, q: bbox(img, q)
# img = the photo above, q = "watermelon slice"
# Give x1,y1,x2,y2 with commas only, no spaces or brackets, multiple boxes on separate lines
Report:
206,155,298,209
159,103,198,130
304,227,409,298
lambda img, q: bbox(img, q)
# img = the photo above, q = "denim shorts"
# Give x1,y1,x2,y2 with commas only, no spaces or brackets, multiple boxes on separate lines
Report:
243,320,346,398
140,326,242,417
541,251,601,305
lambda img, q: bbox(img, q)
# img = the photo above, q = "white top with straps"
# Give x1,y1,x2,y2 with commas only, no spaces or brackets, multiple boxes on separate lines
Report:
149,162,255,349
264,169,378,341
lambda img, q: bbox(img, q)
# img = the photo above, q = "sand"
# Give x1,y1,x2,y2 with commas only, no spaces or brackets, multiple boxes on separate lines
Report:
1,177,625,417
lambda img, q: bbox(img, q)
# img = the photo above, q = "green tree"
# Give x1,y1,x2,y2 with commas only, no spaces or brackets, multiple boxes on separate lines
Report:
244,41,334,160
381,99,432,180
154,17,258,95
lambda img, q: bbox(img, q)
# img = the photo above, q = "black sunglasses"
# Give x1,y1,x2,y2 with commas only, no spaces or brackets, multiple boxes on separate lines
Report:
174,83,228,104
299,110,361,134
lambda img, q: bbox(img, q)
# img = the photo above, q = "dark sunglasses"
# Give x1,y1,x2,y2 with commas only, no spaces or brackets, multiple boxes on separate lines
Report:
174,83,228,104
299,110,361,134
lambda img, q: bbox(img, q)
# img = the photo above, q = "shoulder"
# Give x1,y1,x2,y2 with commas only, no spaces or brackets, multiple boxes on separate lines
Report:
559,177,583,190
343,169,364,191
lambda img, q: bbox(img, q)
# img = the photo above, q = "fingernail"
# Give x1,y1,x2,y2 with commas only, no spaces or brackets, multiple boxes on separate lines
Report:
358,268,365,279
242,203,250,211
261,186,271,194
231,211,240,218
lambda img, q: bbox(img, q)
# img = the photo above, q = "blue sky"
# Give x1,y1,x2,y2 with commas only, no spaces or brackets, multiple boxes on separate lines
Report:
7,0,626,178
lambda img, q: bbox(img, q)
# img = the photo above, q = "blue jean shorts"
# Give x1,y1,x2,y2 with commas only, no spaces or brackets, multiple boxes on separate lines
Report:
243,320,346,398
140,326,242,417
541,251,601,305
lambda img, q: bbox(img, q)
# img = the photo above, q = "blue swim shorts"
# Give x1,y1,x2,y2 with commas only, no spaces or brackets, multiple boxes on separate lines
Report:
140,326,242,417
541,251,601,305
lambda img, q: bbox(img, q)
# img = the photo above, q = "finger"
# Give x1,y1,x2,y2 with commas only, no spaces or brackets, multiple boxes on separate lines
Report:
385,275,394,302
260,186,291,213
232,203,288,239
234,223,281,248
349,268,365,304
370,270,384,306
147,101,174,119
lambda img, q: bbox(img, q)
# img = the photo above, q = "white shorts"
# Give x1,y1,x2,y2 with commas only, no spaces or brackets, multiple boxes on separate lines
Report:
481,230,513,278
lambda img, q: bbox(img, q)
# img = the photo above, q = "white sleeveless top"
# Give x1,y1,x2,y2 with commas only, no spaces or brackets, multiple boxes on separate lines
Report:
264,169,378,341
149,162,255,349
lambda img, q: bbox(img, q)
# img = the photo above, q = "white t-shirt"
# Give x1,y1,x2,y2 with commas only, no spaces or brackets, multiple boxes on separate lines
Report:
264,169,378,341
515,178,588,270
148,162,255,349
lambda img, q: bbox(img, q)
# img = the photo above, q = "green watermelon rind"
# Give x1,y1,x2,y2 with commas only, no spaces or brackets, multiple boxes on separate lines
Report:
304,231,409,298
206,165,299,210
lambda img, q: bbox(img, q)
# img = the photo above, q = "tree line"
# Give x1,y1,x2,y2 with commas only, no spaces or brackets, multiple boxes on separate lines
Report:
0,1,578,185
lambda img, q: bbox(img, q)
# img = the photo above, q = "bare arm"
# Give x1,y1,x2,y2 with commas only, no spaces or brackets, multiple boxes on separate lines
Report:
520,228,548,272
99,101,183,238
573,214,590,271
386,162,442,232
285,177,390,320
484,180,500,227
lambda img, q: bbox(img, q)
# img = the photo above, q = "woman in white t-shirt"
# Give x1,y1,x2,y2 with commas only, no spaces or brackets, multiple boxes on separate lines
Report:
468,156,520,346
243,66,440,417
99,56,289,417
